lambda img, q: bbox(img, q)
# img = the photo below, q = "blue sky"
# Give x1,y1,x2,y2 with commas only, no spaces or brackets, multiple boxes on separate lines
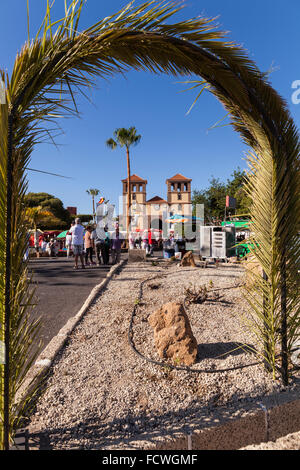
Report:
1,0,299,214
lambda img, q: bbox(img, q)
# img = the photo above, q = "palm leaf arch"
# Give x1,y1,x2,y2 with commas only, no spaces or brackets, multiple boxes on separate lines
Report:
0,0,299,448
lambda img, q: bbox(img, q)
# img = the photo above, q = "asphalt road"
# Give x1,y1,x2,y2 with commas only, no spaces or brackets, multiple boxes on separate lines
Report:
28,257,113,352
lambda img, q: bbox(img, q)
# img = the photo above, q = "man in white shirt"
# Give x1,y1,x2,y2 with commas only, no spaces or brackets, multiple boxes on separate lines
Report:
69,218,85,269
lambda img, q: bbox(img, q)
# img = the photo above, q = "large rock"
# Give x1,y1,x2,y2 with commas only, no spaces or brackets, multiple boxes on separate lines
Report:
180,251,196,267
148,302,198,366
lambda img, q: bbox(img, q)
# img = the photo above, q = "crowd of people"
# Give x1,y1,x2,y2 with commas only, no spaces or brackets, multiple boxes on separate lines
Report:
128,230,157,255
28,219,186,268
31,232,60,259
66,218,122,269
66,223,166,269
128,231,186,255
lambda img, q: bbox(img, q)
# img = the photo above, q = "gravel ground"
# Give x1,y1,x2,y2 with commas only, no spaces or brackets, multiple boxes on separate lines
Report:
241,430,300,450
27,260,300,450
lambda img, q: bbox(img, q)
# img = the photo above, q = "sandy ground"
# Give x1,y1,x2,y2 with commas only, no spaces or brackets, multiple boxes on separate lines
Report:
27,260,300,450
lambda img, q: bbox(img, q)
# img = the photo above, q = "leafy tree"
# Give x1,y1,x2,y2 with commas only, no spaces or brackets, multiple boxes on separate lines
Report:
226,168,251,215
25,206,56,230
192,168,251,223
106,127,141,236
206,177,227,221
24,192,71,229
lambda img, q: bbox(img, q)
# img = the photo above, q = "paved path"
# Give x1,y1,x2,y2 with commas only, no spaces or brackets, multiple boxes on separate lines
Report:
28,258,112,352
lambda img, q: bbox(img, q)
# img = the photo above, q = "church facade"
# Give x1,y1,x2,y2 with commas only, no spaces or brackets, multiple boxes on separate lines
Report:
121,173,192,232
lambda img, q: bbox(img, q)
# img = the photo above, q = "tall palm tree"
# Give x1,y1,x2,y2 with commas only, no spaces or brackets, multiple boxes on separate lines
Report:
86,188,100,223
106,127,141,236
0,0,299,450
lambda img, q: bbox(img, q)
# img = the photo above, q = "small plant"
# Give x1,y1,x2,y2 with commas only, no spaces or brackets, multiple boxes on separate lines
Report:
149,283,161,290
184,283,209,304
162,365,173,381
184,282,225,305
173,357,181,366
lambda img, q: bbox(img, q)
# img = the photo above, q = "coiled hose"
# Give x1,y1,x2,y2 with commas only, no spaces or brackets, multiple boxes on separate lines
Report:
128,272,264,374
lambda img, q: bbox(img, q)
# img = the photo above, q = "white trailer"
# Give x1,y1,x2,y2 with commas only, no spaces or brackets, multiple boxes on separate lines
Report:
199,225,236,260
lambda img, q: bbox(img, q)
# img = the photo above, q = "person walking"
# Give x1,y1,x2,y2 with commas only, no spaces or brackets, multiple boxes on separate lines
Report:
46,239,51,257
142,231,148,252
41,238,47,255
94,234,103,265
66,221,74,258
148,230,153,256
46,238,57,257
101,230,110,265
111,228,121,264
69,217,85,269
84,225,95,266
129,232,135,250
137,235,142,249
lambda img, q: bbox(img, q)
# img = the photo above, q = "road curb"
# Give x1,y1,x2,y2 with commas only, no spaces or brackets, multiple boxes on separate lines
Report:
16,259,127,404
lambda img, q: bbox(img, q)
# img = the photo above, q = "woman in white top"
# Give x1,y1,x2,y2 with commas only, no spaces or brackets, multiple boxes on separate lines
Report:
129,233,135,250
66,232,73,258
142,231,148,251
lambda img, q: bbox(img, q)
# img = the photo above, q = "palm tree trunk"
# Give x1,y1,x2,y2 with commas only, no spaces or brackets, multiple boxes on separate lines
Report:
92,196,95,223
126,146,131,240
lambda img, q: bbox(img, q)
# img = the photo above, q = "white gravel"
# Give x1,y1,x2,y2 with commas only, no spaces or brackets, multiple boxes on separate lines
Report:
27,260,299,449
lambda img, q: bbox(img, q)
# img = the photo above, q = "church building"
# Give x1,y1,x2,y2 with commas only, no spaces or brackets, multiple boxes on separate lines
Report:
121,173,192,232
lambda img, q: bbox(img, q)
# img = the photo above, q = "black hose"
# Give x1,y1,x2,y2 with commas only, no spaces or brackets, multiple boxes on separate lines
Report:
127,274,263,374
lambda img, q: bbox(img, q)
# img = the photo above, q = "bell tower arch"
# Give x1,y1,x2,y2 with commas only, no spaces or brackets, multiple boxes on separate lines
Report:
166,173,192,215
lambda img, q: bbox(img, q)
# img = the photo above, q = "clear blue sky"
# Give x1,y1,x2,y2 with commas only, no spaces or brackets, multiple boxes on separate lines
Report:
1,0,299,214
